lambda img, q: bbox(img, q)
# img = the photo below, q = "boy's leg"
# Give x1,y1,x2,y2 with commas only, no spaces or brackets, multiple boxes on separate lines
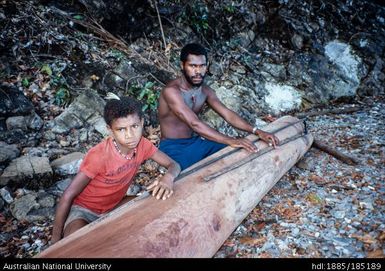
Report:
63,219,88,237
63,205,100,237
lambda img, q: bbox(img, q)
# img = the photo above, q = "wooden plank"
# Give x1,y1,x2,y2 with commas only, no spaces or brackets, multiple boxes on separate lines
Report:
38,116,313,258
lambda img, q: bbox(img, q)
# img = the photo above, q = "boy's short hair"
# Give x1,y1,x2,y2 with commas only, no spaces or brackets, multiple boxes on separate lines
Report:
104,96,143,126
180,43,207,63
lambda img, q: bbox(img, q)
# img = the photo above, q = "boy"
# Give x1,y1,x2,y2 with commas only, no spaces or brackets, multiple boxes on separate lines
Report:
51,96,180,244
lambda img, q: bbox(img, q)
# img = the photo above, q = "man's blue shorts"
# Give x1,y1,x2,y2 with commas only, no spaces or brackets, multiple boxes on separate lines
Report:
159,136,226,170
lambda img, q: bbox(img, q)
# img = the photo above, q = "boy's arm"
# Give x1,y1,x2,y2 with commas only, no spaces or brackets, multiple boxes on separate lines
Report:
51,172,91,244
146,150,181,200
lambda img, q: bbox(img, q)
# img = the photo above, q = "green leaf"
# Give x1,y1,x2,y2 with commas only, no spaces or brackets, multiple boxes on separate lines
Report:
55,87,70,106
73,15,83,20
22,78,29,87
41,64,52,76
306,193,323,205
138,89,146,100
144,81,154,89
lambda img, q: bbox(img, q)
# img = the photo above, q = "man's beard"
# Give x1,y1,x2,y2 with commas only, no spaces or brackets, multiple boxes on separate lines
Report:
182,69,205,88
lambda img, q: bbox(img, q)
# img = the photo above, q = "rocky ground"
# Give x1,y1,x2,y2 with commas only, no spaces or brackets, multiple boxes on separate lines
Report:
215,96,385,258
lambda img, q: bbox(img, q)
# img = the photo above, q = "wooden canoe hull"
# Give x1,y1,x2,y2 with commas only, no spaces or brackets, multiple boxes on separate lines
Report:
39,116,313,258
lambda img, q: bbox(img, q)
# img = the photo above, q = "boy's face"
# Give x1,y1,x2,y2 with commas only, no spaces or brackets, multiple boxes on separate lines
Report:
107,114,143,152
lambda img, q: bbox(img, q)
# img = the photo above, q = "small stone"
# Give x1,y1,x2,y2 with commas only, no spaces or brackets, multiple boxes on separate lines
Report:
344,218,352,223
333,211,345,219
6,116,28,131
22,243,31,250
126,183,141,196
291,34,303,50
79,130,88,142
359,201,373,210
0,187,13,204
59,140,70,147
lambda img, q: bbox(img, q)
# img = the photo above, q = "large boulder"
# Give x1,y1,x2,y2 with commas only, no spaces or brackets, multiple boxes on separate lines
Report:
49,89,106,134
0,141,20,164
50,152,84,176
9,192,55,222
287,41,367,106
0,156,53,189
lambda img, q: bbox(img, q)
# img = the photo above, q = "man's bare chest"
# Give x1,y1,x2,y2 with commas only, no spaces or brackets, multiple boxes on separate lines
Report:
180,86,207,112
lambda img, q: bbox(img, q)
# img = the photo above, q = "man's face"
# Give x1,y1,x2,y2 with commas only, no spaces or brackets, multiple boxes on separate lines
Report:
107,114,143,153
181,54,207,87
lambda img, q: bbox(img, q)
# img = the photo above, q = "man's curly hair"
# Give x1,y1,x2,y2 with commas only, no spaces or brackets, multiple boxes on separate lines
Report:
104,96,143,126
180,43,207,63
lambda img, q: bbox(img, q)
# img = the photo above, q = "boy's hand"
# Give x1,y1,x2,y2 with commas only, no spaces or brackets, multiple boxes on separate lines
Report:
146,178,174,200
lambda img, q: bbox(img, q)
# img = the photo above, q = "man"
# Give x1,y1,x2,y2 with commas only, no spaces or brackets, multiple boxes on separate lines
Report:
158,43,279,170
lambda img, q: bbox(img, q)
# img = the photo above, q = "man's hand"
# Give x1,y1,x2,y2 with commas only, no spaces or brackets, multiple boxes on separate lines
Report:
257,130,279,148
146,177,174,200
228,138,258,152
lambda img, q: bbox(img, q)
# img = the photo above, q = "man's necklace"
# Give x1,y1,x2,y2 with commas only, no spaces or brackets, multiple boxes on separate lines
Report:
180,77,202,108
113,139,137,160
190,87,201,106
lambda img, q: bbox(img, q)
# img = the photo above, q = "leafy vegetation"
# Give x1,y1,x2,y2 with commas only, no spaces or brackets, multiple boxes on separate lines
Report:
40,63,72,106
21,78,30,88
54,87,71,106
107,48,126,62
128,81,160,112
176,1,209,36
40,64,52,76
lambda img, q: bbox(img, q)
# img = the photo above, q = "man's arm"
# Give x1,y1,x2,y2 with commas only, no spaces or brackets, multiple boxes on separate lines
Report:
146,150,181,200
163,87,257,152
206,88,279,147
51,172,91,244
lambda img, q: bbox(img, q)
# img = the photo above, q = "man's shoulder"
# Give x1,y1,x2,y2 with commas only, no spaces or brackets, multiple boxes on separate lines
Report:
201,84,215,94
162,80,182,98
164,78,180,90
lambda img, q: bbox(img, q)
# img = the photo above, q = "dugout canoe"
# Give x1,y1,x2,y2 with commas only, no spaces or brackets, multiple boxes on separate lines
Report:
38,115,313,258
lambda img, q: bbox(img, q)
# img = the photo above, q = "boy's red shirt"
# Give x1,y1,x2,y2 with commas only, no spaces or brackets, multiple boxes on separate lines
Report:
73,136,157,214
